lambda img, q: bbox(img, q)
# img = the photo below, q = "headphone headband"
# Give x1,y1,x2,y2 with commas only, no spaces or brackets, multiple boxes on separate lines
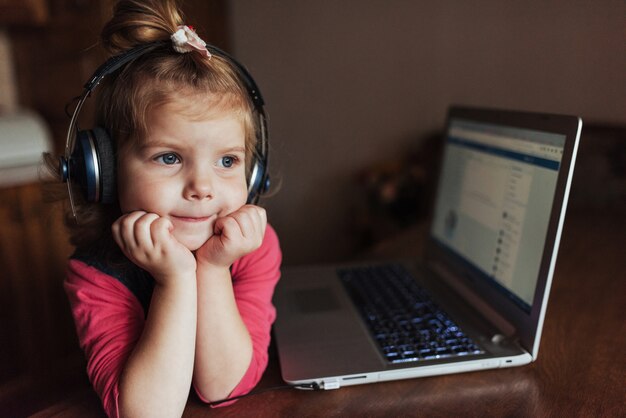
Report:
84,42,165,91
84,41,265,107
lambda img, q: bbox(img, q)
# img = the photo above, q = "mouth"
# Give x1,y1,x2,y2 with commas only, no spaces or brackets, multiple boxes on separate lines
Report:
171,214,217,223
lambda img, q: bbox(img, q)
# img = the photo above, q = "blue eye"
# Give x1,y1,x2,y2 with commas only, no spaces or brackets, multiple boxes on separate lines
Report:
155,153,180,165
218,156,237,168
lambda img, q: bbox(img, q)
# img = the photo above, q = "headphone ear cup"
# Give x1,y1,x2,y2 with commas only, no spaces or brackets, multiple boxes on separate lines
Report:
246,160,261,204
71,129,97,203
246,159,269,204
71,127,116,203
91,127,117,204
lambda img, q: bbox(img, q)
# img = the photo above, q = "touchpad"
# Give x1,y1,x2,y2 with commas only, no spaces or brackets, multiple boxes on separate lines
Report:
294,287,340,313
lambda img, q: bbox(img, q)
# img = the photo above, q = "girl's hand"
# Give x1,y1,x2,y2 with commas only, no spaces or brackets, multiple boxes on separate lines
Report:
112,211,197,284
196,205,267,269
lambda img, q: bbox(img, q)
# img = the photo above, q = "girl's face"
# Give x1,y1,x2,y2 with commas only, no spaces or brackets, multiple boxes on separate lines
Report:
117,100,248,251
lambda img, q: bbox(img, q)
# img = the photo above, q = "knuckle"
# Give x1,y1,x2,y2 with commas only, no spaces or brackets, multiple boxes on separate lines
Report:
151,217,169,230
224,216,238,227
136,212,157,225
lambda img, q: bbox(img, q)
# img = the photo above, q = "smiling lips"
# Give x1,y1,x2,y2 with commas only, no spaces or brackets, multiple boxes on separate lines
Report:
171,214,216,223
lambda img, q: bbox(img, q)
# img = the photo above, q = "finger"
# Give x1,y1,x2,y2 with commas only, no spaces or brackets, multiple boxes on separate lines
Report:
113,211,146,251
121,211,149,249
254,206,267,230
243,205,267,238
213,215,225,236
231,210,255,239
215,215,242,241
238,209,266,249
242,204,266,221
133,212,160,249
254,207,267,243
151,217,175,248
234,205,265,235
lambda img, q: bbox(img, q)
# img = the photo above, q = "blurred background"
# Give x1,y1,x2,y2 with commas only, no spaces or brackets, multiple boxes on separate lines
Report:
0,0,624,415
229,1,626,264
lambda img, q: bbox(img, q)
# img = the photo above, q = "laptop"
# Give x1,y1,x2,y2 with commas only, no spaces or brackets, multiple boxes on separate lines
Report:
272,106,582,390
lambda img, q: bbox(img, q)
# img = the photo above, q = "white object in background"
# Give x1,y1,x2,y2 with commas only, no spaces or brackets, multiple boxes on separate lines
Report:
0,110,53,187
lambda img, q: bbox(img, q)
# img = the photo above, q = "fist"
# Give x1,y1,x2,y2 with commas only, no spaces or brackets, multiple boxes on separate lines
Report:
196,205,267,268
112,211,197,283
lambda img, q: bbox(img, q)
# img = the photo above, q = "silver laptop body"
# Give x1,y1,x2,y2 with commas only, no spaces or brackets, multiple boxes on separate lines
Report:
273,106,582,390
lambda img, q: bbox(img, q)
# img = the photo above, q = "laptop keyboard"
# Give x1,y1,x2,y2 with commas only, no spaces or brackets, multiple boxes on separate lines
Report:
338,264,484,364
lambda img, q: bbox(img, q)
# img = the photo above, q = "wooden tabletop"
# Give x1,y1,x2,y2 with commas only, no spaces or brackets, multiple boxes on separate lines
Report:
20,210,626,417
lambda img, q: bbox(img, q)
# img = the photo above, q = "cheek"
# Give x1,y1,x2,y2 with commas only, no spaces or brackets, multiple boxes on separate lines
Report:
116,157,137,211
117,182,144,213
235,176,250,204
220,176,249,210
117,173,166,213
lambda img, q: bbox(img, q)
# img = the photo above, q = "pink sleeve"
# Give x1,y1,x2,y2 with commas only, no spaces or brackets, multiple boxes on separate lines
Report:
65,260,145,418
194,223,282,406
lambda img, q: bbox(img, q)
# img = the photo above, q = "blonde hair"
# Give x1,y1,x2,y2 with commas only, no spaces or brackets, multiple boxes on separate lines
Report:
45,0,258,249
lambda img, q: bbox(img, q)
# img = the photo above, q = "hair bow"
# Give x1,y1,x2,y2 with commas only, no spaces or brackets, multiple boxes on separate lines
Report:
171,25,211,58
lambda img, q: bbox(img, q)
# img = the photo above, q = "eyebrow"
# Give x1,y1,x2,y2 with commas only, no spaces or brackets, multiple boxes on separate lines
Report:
221,146,246,154
138,141,245,154
138,138,180,149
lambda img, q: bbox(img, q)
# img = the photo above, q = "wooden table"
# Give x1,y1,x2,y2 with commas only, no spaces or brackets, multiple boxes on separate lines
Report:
16,210,626,417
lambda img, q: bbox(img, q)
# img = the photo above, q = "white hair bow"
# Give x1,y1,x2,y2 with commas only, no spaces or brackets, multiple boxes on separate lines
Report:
171,25,211,58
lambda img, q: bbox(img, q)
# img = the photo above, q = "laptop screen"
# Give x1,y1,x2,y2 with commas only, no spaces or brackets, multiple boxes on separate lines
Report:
430,118,566,312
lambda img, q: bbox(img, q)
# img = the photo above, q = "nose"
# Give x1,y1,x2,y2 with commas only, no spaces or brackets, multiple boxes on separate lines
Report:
183,165,214,200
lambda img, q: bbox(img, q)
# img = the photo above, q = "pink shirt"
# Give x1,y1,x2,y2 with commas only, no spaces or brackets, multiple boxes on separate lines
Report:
64,225,281,417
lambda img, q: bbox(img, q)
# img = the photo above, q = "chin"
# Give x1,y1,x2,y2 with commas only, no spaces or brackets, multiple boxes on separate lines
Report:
175,234,212,252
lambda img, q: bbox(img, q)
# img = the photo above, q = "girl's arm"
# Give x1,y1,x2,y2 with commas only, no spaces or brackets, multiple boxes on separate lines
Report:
194,224,282,405
117,274,197,417
193,265,253,401
193,205,267,402
112,212,198,418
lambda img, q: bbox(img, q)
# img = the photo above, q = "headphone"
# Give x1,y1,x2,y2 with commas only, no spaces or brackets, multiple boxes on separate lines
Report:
60,41,270,216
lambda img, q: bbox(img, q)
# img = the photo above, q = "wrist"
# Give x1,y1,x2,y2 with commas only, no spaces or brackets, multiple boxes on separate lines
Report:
196,260,231,280
152,271,197,290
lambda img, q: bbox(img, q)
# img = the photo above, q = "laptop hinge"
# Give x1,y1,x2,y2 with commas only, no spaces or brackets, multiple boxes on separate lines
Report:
429,261,516,338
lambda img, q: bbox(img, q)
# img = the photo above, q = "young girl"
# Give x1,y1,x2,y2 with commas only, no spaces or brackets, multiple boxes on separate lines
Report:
48,1,281,416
